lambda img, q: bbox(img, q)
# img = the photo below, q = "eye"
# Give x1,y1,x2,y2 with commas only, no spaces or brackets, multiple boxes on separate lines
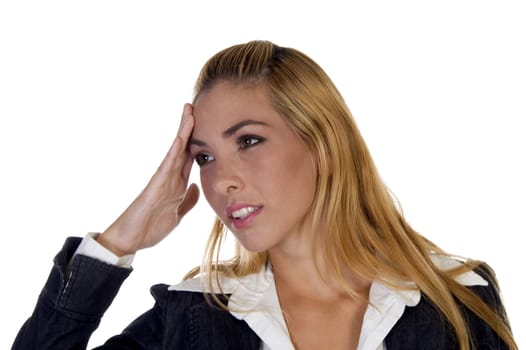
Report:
238,135,264,149
194,153,215,166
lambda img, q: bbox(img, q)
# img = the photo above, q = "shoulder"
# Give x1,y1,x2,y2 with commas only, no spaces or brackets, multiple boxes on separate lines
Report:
148,270,259,314
148,281,236,323
469,262,504,305
385,261,509,349
465,262,511,330
432,258,506,318
147,283,261,349
430,255,507,312
149,283,221,311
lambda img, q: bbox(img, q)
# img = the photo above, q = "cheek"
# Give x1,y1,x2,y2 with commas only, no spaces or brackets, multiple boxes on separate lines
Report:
263,153,317,202
285,155,318,203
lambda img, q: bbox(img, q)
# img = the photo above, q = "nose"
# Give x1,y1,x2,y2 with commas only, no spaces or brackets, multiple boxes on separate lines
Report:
212,160,244,195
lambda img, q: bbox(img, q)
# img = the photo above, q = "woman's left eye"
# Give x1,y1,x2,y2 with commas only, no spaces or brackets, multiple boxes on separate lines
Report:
238,135,264,149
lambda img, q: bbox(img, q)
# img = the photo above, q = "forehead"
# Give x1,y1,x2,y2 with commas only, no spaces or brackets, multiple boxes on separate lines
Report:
192,82,280,127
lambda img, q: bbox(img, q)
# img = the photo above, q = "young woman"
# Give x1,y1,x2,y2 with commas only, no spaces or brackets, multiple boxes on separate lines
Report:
13,41,516,349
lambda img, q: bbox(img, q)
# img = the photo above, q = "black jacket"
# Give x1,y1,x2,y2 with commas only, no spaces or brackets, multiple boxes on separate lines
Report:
13,237,510,349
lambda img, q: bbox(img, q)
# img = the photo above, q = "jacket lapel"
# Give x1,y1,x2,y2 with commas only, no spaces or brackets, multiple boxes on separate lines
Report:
384,295,453,349
188,301,261,350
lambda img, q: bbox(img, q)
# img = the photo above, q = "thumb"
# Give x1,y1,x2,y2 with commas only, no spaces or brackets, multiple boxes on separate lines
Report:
177,183,200,219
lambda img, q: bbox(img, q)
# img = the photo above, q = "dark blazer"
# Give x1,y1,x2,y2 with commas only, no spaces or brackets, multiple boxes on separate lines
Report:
12,237,510,349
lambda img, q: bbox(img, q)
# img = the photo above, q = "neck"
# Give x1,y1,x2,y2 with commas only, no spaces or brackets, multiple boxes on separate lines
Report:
268,238,371,302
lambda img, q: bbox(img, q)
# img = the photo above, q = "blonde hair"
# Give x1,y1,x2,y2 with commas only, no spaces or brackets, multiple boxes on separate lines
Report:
185,40,516,349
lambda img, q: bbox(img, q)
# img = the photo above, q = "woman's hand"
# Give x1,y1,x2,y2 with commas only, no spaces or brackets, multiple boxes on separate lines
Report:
97,104,200,256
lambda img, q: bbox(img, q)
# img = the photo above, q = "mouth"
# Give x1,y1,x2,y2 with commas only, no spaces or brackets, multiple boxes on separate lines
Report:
231,206,261,219
226,204,263,229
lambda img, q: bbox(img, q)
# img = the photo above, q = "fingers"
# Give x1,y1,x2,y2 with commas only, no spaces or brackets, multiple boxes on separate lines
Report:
180,154,193,186
177,103,194,146
156,104,195,177
172,104,195,177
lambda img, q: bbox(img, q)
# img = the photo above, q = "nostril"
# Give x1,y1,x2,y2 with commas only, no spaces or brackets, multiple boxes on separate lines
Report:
226,184,238,193
212,162,243,194
212,177,241,195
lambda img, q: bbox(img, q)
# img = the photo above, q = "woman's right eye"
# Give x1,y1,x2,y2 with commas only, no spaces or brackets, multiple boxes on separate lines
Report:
195,153,215,166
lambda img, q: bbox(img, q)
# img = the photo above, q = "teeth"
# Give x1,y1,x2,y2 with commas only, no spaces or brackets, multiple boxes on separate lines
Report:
232,206,259,219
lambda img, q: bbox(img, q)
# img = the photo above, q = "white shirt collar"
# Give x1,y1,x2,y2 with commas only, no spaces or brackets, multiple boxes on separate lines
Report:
358,255,487,350
170,263,294,349
169,255,487,350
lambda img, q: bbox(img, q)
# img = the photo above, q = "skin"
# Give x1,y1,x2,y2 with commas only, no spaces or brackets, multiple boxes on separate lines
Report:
97,103,199,256
98,82,370,349
190,81,318,254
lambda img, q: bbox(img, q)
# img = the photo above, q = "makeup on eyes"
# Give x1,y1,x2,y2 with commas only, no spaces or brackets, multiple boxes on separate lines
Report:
237,135,265,149
190,119,270,167
192,134,265,166
190,119,270,147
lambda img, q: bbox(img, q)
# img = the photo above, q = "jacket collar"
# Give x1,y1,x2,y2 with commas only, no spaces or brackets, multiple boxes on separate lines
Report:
170,254,487,350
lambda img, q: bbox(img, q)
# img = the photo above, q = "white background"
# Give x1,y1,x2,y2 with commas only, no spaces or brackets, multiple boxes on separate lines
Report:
1,1,524,348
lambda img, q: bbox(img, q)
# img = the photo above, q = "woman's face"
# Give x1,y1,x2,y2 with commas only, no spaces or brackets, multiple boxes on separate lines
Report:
190,81,318,253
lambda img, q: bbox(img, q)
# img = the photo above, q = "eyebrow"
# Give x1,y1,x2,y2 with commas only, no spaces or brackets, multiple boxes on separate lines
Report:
190,119,268,146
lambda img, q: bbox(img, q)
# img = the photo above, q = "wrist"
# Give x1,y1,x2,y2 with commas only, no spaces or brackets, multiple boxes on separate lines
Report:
96,232,136,257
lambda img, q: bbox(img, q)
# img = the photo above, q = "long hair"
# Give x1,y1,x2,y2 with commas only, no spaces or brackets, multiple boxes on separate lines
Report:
185,40,516,350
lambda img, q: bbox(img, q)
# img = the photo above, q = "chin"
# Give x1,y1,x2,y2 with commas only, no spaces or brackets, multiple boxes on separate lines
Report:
235,235,273,254
231,227,280,254
237,241,269,254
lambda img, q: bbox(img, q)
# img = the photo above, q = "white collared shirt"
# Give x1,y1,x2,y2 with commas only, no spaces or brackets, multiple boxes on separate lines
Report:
76,233,488,350
168,256,487,350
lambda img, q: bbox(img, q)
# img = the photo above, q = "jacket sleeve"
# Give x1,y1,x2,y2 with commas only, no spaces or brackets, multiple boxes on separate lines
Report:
94,284,177,350
12,237,132,350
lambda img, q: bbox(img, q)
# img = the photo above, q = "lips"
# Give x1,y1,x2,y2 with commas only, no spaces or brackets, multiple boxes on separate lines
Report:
226,203,263,229
231,206,260,219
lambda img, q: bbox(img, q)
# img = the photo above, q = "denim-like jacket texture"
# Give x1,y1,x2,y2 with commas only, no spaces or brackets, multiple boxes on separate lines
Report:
13,237,510,349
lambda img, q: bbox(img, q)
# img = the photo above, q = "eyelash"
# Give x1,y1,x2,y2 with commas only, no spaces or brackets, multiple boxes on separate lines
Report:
194,135,265,167
194,153,214,166
237,135,264,149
